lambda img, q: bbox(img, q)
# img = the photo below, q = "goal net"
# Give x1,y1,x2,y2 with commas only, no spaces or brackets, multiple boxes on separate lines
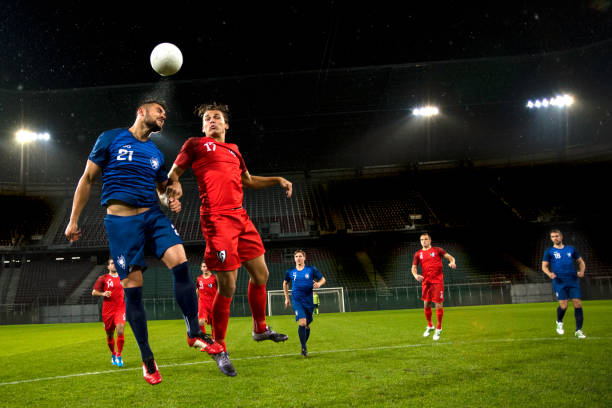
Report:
267,287,346,316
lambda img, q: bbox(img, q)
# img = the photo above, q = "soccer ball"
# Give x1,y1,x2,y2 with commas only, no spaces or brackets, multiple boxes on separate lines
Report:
150,43,183,76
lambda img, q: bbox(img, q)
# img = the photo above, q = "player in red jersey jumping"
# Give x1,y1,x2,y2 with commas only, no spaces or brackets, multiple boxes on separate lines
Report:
411,233,456,341
92,259,126,367
196,261,217,340
168,102,291,376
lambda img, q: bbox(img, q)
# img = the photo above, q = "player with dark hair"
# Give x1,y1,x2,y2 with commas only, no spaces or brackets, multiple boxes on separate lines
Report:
411,233,456,341
65,100,222,385
542,229,587,338
92,259,126,367
167,102,291,376
284,249,326,357
196,260,217,339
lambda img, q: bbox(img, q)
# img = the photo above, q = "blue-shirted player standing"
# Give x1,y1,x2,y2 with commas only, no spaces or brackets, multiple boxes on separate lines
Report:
283,250,326,357
542,229,587,339
65,100,222,385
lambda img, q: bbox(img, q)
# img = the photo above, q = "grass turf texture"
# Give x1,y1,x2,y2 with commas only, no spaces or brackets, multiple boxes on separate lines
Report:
1,300,611,407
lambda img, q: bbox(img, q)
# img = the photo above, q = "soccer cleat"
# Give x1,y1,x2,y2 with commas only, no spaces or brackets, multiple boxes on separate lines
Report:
200,341,225,355
187,332,215,349
575,330,586,339
301,348,308,357
142,359,162,385
211,352,237,377
423,326,435,337
433,328,442,341
111,355,117,366
115,356,124,367
556,321,565,335
252,326,289,342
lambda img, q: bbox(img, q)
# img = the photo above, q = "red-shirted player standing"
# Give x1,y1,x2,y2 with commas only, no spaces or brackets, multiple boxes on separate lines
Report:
196,261,217,339
167,102,291,376
411,233,456,341
92,259,126,366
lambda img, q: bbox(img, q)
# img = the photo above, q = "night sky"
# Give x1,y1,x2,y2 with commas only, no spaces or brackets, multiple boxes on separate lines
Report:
2,2,612,91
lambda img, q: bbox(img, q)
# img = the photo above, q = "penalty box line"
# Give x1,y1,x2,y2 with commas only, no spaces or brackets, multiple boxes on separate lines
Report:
1,336,609,386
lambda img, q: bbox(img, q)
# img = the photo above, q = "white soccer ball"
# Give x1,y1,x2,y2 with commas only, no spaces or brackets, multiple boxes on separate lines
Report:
150,43,183,76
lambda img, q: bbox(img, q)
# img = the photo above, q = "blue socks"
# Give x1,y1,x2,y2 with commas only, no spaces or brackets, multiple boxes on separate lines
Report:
171,262,200,337
124,286,153,361
298,325,307,349
557,306,567,322
575,308,583,331
305,327,310,342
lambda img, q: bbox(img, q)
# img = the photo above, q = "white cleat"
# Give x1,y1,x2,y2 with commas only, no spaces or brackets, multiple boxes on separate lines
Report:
575,330,586,339
433,328,442,341
556,321,565,335
423,326,435,337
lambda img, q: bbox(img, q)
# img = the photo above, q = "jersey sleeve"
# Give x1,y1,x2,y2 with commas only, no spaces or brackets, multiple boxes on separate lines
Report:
174,138,196,170
231,144,248,174
93,275,105,292
156,155,168,183
88,131,116,168
542,249,551,262
284,270,291,282
437,247,447,257
572,247,582,260
312,266,323,281
412,251,421,266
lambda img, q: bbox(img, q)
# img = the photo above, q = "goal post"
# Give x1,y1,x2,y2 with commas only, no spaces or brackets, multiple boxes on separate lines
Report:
267,287,346,316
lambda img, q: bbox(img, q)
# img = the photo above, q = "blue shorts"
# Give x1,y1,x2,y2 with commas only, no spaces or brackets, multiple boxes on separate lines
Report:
104,206,183,279
292,297,314,324
552,277,582,300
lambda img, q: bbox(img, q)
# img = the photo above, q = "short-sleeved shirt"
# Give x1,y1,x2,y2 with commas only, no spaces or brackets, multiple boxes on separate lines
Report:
284,266,323,305
88,128,168,208
413,247,447,284
197,274,218,307
93,273,125,311
174,137,247,214
542,245,581,278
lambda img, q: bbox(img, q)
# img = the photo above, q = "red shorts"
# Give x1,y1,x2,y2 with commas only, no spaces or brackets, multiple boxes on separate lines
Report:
198,300,213,322
102,306,125,331
421,281,444,303
200,210,265,271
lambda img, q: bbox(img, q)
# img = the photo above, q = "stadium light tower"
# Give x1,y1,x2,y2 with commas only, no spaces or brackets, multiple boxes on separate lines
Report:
412,105,440,161
525,94,574,157
15,130,51,191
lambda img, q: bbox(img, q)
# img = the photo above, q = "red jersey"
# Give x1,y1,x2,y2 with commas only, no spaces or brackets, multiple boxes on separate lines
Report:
174,137,247,215
93,273,124,310
413,247,447,284
197,274,218,305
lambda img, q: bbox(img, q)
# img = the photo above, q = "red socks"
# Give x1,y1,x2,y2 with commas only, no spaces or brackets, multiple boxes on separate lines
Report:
436,308,444,329
199,324,206,335
107,336,115,355
212,293,232,351
248,281,268,334
116,334,124,356
424,307,433,327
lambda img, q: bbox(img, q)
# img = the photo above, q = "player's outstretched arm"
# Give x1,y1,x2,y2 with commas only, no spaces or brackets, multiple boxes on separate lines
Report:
241,172,293,198
444,253,457,269
157,180,182,213
577,258,586,278
411,265,424,282
166,164,186,199
313,277,326,289
283,280,291,308
66,160,101,242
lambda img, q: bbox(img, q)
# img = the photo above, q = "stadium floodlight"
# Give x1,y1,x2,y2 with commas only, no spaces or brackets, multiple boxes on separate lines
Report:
526,94,574,109
16,130,51,143
412,106,439,117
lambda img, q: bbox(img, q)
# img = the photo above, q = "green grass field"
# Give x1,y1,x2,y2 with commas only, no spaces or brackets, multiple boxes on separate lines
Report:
1,300,611,407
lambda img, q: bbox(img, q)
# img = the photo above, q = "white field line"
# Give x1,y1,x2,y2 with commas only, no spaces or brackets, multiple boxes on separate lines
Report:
1,336,609,386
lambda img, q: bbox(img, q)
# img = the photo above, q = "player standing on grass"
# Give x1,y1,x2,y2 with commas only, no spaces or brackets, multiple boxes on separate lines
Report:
196,261,217,339
92,259,126,367
412,233,456,341
542,229,587,338
65,100,222,385
284,250,326,357
167,102,291,377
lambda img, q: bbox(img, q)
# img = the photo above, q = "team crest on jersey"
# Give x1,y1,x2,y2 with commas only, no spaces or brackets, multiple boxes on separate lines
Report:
150,157,160,170
117,255,126,270
305,273,309,279
217,250,226,263
208,283,213,288
431,252,436,257
567,252,572,258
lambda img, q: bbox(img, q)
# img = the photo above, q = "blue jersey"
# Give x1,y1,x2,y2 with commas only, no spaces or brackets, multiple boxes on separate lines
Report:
542,245,581,278
88,128,168,208
284,266,323,302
